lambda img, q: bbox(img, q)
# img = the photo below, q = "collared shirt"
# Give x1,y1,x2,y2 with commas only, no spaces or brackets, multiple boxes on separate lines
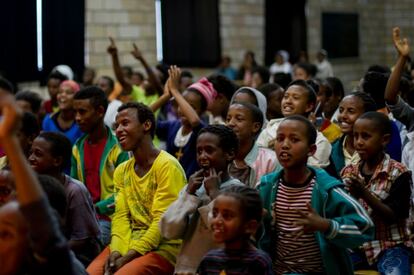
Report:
342,135,360,167
341,154,412,264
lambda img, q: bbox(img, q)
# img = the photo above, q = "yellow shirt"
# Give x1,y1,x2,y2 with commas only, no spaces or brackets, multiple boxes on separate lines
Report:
110,150,186,264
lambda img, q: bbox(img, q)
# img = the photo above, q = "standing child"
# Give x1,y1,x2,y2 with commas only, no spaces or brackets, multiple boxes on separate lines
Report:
160,125,243,275
198,185,273,275
72,87,129,246
259,115,374,275
226,102,277,187
341,112,412,274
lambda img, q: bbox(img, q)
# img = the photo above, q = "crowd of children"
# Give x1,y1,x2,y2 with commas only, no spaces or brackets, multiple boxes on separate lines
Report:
1,27,414,275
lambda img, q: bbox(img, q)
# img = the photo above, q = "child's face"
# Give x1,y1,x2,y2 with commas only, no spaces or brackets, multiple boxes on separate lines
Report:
74,99,104,133
275,120,315,169
281,85,313,117
57,84,76,110
196,132,232,172
226,104,261,142
47,78,61,100
97,78,112,96
353,118,389,161
267,89,284,119
179,91,203,126
251,72,263,89
211,194,244,245
29,137,59,174
337,96,365,135
293,67,310,81
16,100,33,114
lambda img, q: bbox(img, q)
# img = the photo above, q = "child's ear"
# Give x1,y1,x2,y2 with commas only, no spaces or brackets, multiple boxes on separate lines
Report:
305,102,315,114
225,149,236,162
308,143,317,157
143,120,152,133
251,122,261,135
53,156,63,168
382,133,391,147
97,105,106,117
244,219,259,235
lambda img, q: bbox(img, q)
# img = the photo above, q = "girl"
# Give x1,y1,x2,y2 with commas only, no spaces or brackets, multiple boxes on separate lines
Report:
160,125,243,275
341,112,412,274
198,185,273,275
42,80,83,145
330,92,377,177
230,87,268,126
152,66,216,178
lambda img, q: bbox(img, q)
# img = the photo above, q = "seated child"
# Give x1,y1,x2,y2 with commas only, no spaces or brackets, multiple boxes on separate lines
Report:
198,185,273,275
29,131,101,266
257,80,332,168
152,66,214,178
226,102,278,187
160,125,243,274
230,86,268,126
341,112,412,274
259,115,374,275
258,83,284,121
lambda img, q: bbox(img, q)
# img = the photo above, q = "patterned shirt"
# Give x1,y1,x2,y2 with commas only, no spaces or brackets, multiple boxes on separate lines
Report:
272,173,324,275
341,154,412,264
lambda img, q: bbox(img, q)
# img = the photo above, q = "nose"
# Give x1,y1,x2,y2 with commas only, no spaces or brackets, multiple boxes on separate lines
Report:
227,117,235,128
281,138,290,149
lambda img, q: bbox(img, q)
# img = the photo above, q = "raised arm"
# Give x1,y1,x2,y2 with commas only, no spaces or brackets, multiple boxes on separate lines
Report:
168,66,201,127
0,95,43,205
384,27,411,105
130,43,164,95
108,37,133,94
149,78,171,112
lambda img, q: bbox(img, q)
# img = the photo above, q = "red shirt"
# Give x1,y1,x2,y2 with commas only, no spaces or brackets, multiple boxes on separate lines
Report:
83,136,107,203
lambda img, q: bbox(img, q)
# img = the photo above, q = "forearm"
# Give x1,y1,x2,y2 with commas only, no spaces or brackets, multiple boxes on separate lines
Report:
111,54,132,93
171,89,201,127
385,55,408,104
360,189,395,222
150,94,170,112
3,136,43,204
136,56,163,95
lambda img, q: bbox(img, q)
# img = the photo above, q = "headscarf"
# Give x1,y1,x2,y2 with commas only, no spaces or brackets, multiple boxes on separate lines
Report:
188,77,217,106
230,87,268,127
60,80,80,93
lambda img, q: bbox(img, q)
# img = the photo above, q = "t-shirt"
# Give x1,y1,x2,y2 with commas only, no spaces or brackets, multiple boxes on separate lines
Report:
156,120,206,178
83,137,107,204
42,112,83,145
198,247,274,275
63,175,100,241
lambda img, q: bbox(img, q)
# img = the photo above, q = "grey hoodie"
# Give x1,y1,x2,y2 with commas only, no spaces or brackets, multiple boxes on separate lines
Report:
230,86,268,127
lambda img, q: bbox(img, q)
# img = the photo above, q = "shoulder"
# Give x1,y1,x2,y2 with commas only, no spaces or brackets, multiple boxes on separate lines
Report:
155,151,186,173
313,167,344,189
257,146,277,159
114,158,134,173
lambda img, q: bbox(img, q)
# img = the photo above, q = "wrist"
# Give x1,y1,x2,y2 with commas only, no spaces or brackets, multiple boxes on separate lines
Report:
319,218,331,233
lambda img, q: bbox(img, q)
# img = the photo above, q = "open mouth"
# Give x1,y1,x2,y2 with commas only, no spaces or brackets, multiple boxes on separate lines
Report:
279,152,290,160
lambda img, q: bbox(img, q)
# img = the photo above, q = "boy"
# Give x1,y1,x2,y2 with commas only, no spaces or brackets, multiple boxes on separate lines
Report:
259,115,374,275
71,87,129,245
257,79,332,168
87,102,186,275
226,102,277,187
341,112,412,274
258,83,284,120
160,125,243,274
43,71,67,114
29,131,101,265
96,75,122,129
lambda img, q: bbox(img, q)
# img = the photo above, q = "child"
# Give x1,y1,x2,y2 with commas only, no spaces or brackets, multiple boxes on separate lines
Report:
198,185,273,275
160,125,243,274
42,80,83,145
257,79,332,168
0,93,86,274
152,66,213,178
95,75,122,129
43,70,67,114
15,90,43,117
330,92,377,177
259,115,374,275
87,102,186,275
341,112,412,274
292,62,314,81
72,87,129,246
226,102,277,187
258,83,284,120
29,131,101,266
251,66,270,89
230,87,268,125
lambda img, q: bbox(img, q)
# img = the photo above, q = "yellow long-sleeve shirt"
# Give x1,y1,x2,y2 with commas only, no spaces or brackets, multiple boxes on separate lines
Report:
110,150,186,264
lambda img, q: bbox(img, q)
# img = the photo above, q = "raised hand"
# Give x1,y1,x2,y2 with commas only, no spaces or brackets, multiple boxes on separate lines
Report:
0,94,22,142
204,168,223,199
130,43,143,60
168,65,181,93
344,176,366,199
107,36,118,56
393,27,410,57
187,169,204,195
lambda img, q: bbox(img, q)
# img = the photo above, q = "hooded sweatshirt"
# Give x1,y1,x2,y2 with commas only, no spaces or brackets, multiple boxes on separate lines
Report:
230,87,268,127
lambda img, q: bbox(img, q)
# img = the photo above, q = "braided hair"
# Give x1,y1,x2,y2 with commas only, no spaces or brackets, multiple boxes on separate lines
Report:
347,91,377,112
198,125,239,155
219,185,263,222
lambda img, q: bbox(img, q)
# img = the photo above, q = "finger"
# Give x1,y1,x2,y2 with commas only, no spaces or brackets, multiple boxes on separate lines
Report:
109,36,115,46
305,201,315,213
295,208,308,218
403,38,408,45
217,171,223,181
132,43,138,51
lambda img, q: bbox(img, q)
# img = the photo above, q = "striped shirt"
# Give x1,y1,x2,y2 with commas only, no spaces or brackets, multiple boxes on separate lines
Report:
272,175,324,275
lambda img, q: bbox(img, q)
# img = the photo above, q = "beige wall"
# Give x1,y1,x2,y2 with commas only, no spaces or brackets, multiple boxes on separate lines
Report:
85,0,414,90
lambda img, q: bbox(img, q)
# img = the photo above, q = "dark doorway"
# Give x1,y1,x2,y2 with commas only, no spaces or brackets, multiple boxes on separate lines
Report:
265,0,307,65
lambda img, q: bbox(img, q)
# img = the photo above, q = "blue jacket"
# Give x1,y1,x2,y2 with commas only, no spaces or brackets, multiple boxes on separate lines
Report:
258,167,374,275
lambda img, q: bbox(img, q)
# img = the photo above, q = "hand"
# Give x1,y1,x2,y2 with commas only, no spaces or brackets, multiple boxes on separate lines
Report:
393,27,410,57
308,111,316,126
162,78,172,98
130,43,143,60
107,37,118,56
104,251,121,275
0,94,23,142
111,250,141,273
292,202,330,239
204,168,222,199
187,169,204,195
167,65,181,93
344,176,366,198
